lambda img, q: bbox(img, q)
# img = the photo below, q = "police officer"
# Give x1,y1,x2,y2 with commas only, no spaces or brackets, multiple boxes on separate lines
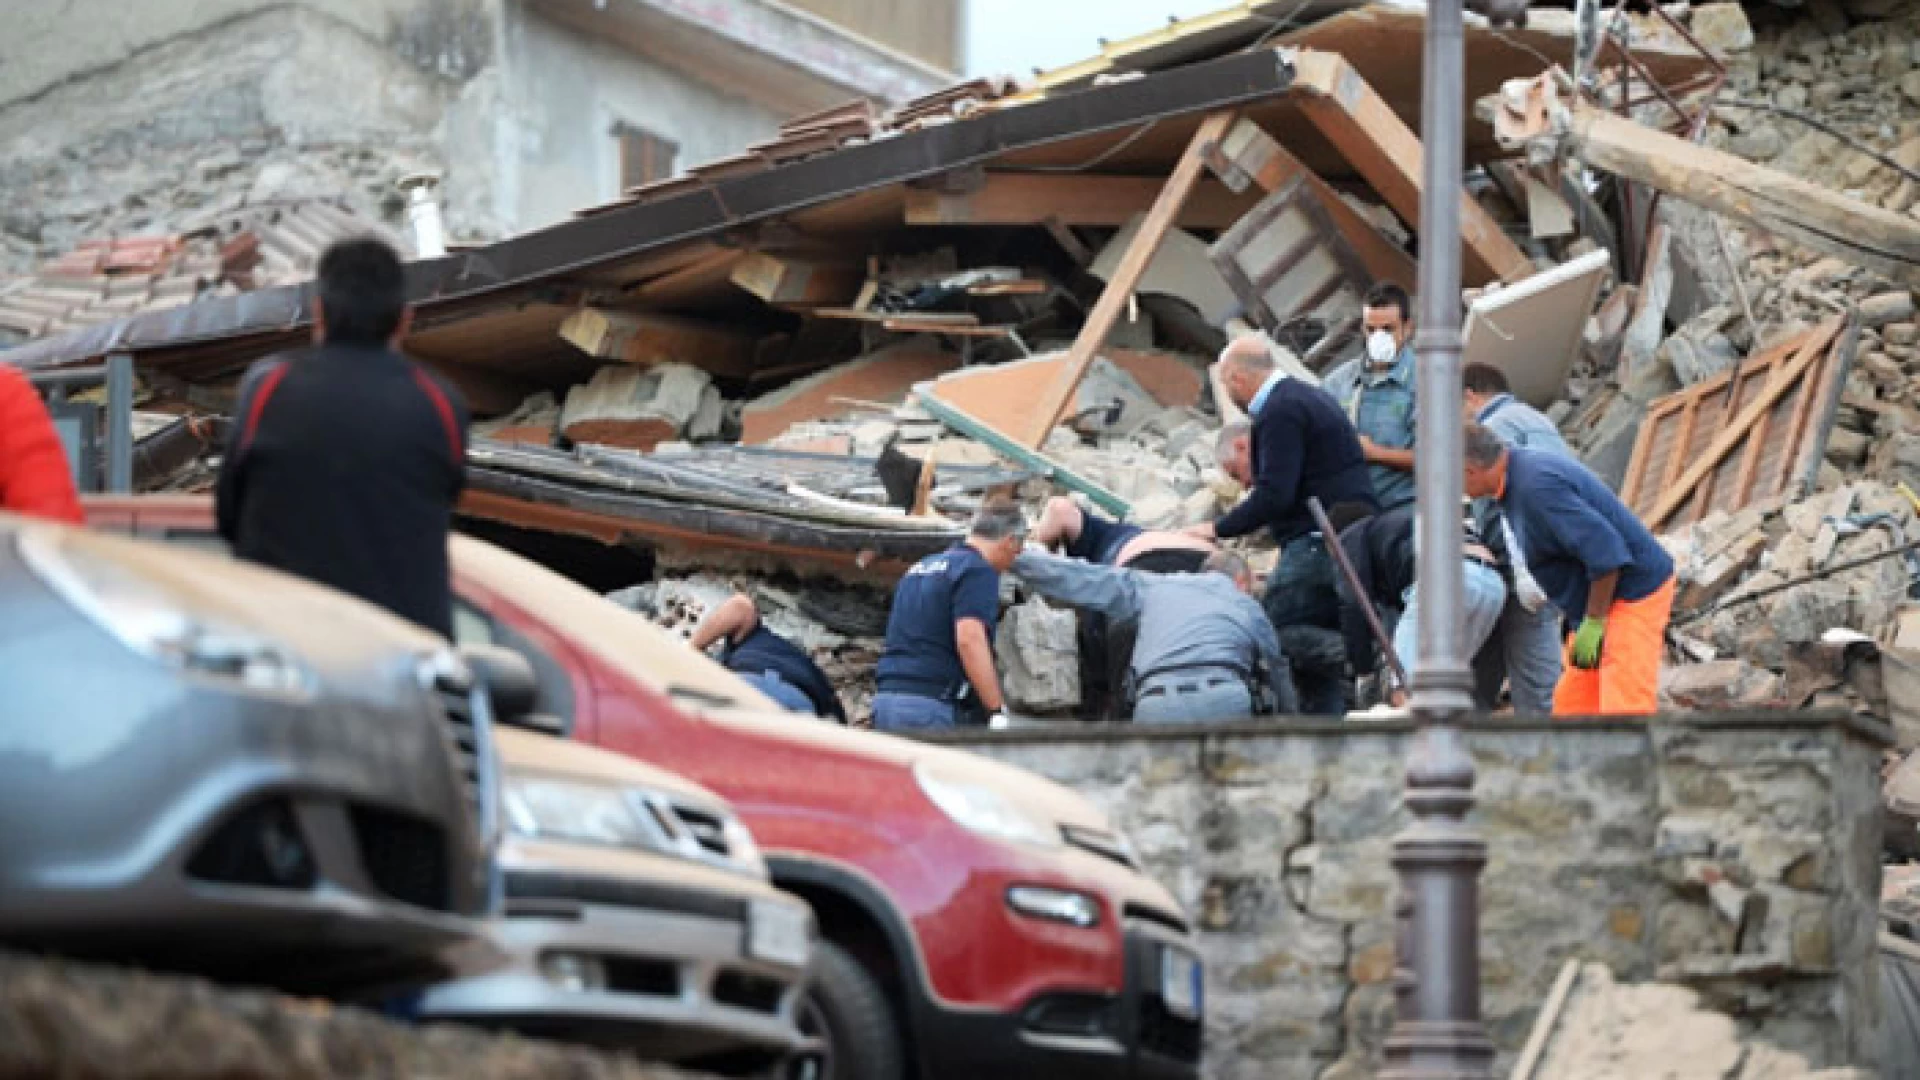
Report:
872,500,1025,732
1320,282,1418,510
689,592,847,722
1010,548,1295,723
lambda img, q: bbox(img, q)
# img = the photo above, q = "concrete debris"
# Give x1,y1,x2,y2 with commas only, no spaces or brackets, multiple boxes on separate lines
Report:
995,596,1081,714
473,390,559,446
1515,962,1858,1080
1662,659,1784,711
560,363,724,452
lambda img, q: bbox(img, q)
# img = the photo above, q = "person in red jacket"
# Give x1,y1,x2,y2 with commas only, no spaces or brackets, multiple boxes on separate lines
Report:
0,365,83,525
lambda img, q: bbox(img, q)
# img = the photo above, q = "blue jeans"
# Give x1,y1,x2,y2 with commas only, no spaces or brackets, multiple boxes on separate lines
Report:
1499,598,1564,716
741,670,816,715
1393,561,1509,681
1134,678,1253,724
872,691,955,733
1265,534,1347,716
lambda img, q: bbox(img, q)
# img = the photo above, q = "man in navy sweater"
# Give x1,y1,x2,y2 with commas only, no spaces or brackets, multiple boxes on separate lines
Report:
1463,424,1675,715
1186,335,1377,713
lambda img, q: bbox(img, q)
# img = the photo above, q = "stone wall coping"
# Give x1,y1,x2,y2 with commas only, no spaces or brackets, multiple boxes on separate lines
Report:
925,709,1890,749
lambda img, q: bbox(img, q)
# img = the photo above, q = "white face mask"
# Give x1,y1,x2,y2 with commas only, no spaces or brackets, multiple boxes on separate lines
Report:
1365,329,1399,365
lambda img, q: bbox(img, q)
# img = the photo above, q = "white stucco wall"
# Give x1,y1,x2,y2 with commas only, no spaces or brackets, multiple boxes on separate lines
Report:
493,4,783,230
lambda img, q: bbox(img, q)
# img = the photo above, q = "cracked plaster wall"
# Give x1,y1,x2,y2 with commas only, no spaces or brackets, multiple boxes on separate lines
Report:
944,716,1885,1078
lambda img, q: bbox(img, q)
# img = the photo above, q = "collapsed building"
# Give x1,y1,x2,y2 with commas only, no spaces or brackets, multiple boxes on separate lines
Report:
1,0,1918,727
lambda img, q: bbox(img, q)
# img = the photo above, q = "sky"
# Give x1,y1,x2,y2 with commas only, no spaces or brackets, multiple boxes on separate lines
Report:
964,0,1231,78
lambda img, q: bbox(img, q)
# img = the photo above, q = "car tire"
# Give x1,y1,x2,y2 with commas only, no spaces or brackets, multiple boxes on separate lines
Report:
797,940,904,1080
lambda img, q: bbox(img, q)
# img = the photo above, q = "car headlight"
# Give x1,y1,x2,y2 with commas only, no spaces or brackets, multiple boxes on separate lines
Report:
914,761,1061,849
505,774,653,848
18,528,313,695
505,772,767,879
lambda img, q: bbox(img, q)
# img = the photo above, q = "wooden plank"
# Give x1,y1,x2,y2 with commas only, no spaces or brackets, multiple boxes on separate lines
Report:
808,308,980,326
729,252,863,306
632,250,744,307
559,307,758,378
1287,49,1533,286
881,319,1016,336
903,173,1263,230
1564,102,1920,289
1014,110,1238,447
1207,118,1416,288
914,385,1130,518
1645,320,1843,530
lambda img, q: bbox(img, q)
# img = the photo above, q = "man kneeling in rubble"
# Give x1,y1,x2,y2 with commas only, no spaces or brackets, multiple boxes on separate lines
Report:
689,592,847,723
1033,495,1217,720
1009,546,1297,723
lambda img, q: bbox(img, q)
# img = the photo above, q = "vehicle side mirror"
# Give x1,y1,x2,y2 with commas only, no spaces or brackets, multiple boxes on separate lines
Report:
460,644,539,725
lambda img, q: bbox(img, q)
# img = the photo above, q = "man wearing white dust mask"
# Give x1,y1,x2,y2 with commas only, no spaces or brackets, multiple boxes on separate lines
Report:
1320,282,1417,510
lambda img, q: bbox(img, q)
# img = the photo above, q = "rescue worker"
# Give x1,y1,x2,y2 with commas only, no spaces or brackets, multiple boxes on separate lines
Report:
1033,494,1216,720
1460,362,1572,715
1462,423,1676,716
0,364,83,524
1196,337,1377,716
1010,547,1296,723
216,238,469,638
689,592,847,723
1320,282,1418,509
872,499,1024,732
1329,502,1508,709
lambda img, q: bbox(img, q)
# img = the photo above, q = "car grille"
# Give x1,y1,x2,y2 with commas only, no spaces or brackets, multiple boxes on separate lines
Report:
606,956,680,996
186,797,317,891
1062,824,1137,870
433,676,486,833
666,803,733,860
350,806,451,912
713,970,788,1014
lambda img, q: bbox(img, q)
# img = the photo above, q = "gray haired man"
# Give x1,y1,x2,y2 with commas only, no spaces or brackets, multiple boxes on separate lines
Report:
874,500,1025,731
1010,547,1297,723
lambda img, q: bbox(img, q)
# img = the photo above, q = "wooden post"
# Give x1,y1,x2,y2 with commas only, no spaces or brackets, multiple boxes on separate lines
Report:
1564,102,1920,289
1287,49,1533,286
1014,110,1237,447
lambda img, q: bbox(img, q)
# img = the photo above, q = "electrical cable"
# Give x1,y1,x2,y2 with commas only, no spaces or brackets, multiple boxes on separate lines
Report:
1673,535,1920,628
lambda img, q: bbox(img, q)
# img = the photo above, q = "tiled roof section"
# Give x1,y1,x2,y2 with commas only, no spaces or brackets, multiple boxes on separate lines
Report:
573,77,1020,218
0,200,396,343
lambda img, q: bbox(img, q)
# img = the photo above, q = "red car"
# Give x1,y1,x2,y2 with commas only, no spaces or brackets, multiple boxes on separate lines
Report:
88,495,1203,1080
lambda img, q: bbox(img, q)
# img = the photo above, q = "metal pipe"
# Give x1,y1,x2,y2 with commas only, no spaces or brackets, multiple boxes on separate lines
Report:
26,365,108,391
1381,0,1493,1072
105,352,134,494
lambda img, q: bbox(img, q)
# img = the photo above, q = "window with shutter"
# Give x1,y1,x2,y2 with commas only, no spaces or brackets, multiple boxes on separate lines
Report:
613,122,679,192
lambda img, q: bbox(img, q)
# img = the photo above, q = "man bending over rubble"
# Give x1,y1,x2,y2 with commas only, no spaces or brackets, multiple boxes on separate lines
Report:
1194,336,1376,714
690,592,847,723
873,499,1025,732
1463,423,1675,716
1011,547,1297,723
1034,494,1216,720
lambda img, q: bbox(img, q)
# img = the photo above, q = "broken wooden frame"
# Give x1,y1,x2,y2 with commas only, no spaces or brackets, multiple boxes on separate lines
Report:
1620,316,1857,531
1209,172,1376,369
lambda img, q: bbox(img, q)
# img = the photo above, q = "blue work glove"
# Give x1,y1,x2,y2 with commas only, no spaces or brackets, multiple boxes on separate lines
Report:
1571,616,1607,670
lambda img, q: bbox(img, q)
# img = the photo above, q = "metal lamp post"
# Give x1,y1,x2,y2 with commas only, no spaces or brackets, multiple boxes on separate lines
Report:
1382,0,1530,1076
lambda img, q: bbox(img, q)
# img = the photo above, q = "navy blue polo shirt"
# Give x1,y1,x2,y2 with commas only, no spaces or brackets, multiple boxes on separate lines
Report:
1066,512,1142,565
1500,447,1674,624
877,544,1001,695
722,625,846,722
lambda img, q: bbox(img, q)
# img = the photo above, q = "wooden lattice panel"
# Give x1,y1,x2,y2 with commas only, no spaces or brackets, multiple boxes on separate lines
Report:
1620,317,1855,531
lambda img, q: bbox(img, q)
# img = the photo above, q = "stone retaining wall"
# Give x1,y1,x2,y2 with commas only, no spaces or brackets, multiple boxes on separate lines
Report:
939,713,1887,1079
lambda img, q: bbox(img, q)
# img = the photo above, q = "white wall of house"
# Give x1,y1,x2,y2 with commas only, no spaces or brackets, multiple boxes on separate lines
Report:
493,5,784,230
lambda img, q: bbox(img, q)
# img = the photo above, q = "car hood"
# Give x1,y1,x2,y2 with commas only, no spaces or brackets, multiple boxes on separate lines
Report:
9,514,451,691
448,535,1118,837
495,725,721,808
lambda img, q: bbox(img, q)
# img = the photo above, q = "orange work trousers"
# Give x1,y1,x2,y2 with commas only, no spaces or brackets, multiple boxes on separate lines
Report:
1553,575,1675,717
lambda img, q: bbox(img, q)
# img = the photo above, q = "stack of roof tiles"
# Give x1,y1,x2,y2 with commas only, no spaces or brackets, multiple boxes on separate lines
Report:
0,200,396,343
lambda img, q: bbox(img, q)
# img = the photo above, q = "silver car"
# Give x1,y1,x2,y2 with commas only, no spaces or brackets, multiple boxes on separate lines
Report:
420,725,812,1072
0,513,496,996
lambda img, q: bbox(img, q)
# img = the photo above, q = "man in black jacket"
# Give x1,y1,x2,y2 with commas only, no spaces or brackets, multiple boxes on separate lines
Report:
216,238,469,638
1187,336,1377,713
